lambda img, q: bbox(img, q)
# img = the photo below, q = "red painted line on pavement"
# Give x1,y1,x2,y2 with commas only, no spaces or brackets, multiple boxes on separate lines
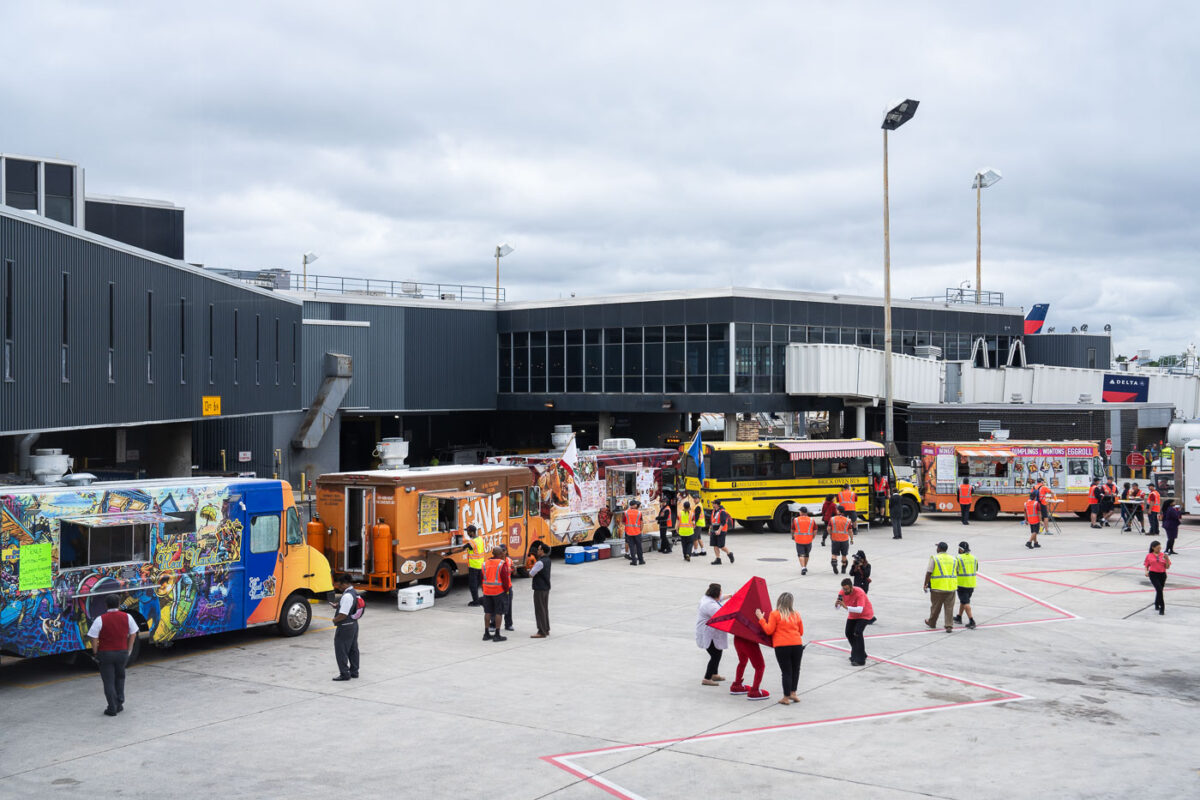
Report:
1005,566,1200,595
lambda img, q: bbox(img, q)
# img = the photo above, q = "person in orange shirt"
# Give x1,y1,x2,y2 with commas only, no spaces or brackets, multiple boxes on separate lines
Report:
957,478,973,526
1147,485,1162,536
1024,490,1042,550
1036,478,1053,527
1087,479,1104,528
756,592,803,705
838,484,858,525
829,507,854,575
791,506,816,575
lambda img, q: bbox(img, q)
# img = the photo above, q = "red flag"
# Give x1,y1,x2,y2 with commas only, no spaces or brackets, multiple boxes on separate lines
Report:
707,576,773,647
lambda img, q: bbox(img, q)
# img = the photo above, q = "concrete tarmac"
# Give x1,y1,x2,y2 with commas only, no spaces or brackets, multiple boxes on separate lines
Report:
2,515,1197,799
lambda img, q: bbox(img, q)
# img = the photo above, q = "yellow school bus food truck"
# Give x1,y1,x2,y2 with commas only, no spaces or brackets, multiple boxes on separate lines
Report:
313,464,545,596
682,439,921,531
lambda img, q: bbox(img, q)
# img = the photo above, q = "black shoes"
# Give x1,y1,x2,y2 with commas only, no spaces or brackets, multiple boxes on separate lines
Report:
831,563,838,574
1033,542,1041,548
728,552,735,563
953,615,962,624
801,568,807,575
711,558,722,565
483,631,493,641
1026,542,1034,549
332,675,351,682
504,626,515,632
103,708,118,716
966,620,976,629
467,600,482,607
841,563,847,574
492,633,507,642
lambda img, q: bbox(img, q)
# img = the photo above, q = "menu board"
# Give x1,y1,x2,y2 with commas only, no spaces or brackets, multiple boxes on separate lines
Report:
418,495,439,534
18,542,52,591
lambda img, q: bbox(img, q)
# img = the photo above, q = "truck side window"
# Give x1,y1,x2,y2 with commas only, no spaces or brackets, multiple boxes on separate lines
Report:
285,507,304,546
250,514,281,554
509,489,525,517
527,485,541,512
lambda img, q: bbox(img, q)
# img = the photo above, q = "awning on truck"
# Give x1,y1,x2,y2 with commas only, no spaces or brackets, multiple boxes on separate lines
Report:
771,441,886,461
956,448,1010,458
418,490,488,500
60,511,177,527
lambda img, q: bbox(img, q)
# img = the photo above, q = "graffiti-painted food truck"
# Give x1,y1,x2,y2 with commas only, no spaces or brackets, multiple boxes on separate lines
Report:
0,477,333,661
313,465,544,596
919,440,1103,520
489,445,680,545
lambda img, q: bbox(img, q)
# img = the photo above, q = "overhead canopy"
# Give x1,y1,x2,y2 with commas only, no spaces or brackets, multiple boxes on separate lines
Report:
771,441,885,461
60,511,176,527
418,490,487,500
957,448,1011,458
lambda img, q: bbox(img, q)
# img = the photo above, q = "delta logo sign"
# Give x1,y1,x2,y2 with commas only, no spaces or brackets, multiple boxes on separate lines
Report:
1102,373,1149,403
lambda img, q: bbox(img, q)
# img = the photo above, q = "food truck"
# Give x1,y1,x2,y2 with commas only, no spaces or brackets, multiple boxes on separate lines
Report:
1,477,332,661
919,440,1104,520
489,444,680,545
313,464,544,596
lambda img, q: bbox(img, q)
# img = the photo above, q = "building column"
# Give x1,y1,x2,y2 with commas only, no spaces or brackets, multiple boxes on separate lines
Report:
855,405,867,439
724,413,738,440
144,422,192,478
598,412,613,443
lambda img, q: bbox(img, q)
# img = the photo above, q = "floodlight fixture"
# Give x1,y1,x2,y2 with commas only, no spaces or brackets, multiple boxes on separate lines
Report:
972,168,1003,190
881,99,919,130
494,243,514,298
302,251,319,291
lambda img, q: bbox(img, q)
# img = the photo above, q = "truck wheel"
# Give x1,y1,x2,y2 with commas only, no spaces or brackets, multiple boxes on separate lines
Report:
897,496,920,526
432,561,455,598
744,520,767,533
277,593,312,637
973,498,1000,522
770,503,794,533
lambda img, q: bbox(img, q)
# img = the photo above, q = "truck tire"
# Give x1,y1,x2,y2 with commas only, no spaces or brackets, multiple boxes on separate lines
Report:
277,593,312,637
897,496,920,526
432,561,455,598
771,503,794,533
972,498,1000,522
744,520,767,533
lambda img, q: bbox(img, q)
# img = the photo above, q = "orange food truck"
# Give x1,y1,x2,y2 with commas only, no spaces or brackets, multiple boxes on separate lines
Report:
919,440,1104,521
312,465,546,597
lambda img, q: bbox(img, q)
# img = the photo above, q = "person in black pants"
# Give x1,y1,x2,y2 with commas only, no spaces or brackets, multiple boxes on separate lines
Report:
330,576,361,681
86,594,138,716
697,583,728,685
528,541,552,638
836,578,873,666
890,489,903,539
1163,500,1182,554
656,498,674,554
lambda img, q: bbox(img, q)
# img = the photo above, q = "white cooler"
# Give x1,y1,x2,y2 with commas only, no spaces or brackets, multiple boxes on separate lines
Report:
397,585,435,611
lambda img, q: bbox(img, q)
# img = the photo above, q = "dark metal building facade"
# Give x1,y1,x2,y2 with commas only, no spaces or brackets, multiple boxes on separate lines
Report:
0,208,301,437
1023,333,1112,369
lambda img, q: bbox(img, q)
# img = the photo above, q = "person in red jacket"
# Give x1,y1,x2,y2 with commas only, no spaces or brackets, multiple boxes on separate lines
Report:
87,594,138,716
819,495,837,547
835,578,874,666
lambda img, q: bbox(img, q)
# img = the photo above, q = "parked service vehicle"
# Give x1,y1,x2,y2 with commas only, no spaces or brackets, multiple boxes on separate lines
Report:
313,464,544,596
1178,440,1200,515
489,443,680,545
0,477,332,661
919,440,1103,520
682,438,920,530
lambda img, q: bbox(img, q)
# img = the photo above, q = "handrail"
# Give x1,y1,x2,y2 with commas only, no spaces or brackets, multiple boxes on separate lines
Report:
205,268,506,302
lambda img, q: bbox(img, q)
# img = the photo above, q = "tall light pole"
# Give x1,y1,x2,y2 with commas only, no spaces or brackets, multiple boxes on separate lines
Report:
302,251,319,292
971,168,1002,303
494,243,513,299
881,99,918,447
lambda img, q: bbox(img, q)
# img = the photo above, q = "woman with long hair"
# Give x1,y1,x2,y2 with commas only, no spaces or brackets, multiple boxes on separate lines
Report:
1162,499,1182,555
756,592,804,705
1145,541,1171,615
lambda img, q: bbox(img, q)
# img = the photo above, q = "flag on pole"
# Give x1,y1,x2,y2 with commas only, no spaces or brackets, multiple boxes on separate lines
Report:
558,434,583,498
686,429,705,482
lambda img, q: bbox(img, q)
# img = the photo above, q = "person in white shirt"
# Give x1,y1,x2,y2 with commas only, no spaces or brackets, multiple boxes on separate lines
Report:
87,595,139,716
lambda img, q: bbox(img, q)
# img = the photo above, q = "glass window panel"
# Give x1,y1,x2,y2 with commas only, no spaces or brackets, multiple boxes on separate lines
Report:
567,375,582,392
686,339,706,378
686,324,706,342
585,342,602,376
566,328,583,345
916,331,930,348
499,375,512,393
666,325,685,376
858,328,873,347
687,375,706,393
530,336,547,391
644,326,664,374
808,327,823,344
513,331,528,347
530,330,546,347
624,326,642,344
44,163,73,197
585,375,602,392
605,328,623,345
790,325,806,343
666,376,685,393
644,374,663,393
548,372,564,393
585,329,601,344
567,345,582,376
548,338,565,375
708,337,728,381
250,514,280,554
823,327,838,343
605,343,622,376
624,375,642,392
5,159,37,195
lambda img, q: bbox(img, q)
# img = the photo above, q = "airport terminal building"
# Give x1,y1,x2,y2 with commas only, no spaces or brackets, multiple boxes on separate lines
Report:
5,153,1180,490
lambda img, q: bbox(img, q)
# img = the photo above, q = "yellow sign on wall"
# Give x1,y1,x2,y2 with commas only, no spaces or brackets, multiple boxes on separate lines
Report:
202,396,222,416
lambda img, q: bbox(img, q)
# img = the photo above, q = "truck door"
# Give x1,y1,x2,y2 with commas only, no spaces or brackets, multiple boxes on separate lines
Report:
344,486,374,575
505,484,529,559
242,486,285,626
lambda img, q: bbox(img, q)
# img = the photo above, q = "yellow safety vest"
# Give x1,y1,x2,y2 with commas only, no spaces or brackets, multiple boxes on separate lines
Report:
955,553,978,588
467,536,487,569
678,508,694,536
930,553,958,592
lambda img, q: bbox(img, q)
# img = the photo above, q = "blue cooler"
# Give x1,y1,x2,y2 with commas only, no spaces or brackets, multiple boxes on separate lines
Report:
584,546,599,561
565,545,587,564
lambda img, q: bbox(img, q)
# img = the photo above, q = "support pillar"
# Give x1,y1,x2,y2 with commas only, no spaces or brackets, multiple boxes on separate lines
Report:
855,406,867,440
724,413,738,441
598,412,613,444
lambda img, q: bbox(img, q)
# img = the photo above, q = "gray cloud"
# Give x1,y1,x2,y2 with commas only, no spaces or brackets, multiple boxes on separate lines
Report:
3,1,1198,356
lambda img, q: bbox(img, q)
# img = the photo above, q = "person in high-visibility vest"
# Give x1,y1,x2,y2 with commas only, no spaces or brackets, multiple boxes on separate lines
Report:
791,506,816,575
957,478,973,526
709,499,735,566
480,547,511,642
500,545,515,633
625,501,646,566
1036,478,1054,527
1102,478,1119,527
1024,491,1042,550
463,525,488,607
656,498,675,555
953,542,979,629
1088,479,1104,528
678,500,696,562
829,507,854,575
923,542,958,632
838,484,858,525
1147,486,1162,536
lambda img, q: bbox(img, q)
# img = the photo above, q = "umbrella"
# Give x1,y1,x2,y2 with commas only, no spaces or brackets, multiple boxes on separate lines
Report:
707,576,773,647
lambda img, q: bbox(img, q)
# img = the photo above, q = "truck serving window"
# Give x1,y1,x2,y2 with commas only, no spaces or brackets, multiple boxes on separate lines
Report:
60,521,151,568
250,514,280,554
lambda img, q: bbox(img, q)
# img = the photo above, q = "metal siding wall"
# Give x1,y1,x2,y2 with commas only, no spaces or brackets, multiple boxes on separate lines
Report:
300,322,375,410
0,213,301,434
404,306,496,409
1024,334,1112,369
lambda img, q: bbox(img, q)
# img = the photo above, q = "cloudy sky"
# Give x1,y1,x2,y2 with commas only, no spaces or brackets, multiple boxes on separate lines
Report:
5,2,1197,355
